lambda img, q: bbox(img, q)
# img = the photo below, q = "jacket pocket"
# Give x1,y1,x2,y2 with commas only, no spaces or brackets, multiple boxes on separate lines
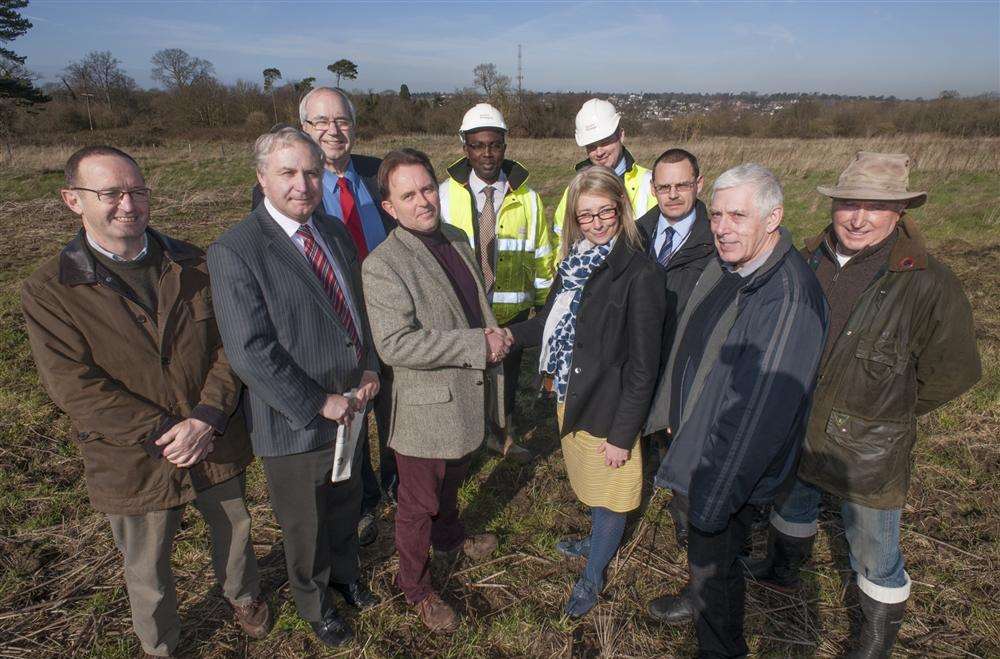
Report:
399,385,453,405
855,334,906,379
824,410,912,495
189,296,216,321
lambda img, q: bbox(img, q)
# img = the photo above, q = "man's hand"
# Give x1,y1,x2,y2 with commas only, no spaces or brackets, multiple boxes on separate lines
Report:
156,418,215,468
597,441,630,469
485,328,512,364
355,370,380,410
320,393,355,425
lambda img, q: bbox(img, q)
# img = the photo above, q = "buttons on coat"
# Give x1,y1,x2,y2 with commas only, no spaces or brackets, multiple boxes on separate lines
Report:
160,356,171,366
573,366,582,374
475,380,483,386
462,362,471,368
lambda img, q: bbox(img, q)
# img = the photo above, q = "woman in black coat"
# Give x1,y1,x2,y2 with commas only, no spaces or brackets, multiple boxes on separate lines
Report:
503,166,667,617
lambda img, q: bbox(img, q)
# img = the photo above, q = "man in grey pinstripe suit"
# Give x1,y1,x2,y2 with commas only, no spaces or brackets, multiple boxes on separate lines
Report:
207,128,380,649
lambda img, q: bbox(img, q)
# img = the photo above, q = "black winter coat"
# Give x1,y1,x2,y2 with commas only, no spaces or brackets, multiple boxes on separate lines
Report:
636,200,717,354
509,236,667,449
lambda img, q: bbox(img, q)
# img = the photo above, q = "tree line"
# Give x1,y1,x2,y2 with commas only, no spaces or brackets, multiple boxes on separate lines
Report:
3,44,998,144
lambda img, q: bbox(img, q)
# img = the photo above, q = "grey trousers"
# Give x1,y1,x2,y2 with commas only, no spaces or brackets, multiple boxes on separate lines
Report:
260,441,361,622
107,473,260,657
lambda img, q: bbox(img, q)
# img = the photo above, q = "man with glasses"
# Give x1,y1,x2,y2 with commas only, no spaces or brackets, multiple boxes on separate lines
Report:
252,87,397,543
553,98,656,236
21,146,270,657
438,103,557,462
637,148,717,547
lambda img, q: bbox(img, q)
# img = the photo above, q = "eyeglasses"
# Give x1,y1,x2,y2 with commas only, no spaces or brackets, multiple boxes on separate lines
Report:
575,206,618,226
652,181,697,195
304,117,353,131
70,187,151,203
466,141,505,154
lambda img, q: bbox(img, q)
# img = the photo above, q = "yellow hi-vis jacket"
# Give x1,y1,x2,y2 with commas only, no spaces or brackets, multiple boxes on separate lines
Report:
553,147,656,237
439,158,557,325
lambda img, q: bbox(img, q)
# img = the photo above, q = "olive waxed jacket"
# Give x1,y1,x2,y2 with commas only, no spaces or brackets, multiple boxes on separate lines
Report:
21,229,252,515
797,218,981,509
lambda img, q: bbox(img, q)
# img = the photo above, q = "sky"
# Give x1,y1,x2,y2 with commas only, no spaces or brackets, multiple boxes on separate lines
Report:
13,0,1000,99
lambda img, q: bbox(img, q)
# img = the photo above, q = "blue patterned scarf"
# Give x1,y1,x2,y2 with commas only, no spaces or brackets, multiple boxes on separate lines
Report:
544,240,612,402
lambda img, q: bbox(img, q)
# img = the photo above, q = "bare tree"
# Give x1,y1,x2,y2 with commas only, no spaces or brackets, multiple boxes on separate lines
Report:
64,50,136,117
473,62,510,98
327,59,358,88
263,67,281,122
150,48,215,91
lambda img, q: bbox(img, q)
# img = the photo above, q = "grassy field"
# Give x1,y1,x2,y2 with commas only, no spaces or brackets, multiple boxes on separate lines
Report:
0,135,998,658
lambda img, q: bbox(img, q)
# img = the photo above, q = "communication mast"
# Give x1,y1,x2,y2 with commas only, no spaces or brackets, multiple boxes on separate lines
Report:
517,44,524,97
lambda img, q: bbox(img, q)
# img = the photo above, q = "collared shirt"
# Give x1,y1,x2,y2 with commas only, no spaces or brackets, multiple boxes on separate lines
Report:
86,232,149,262
468,168,507,216
321,159,388,253
613,156,627,177
723,240,777,279
653,207,697,259
264,198,362,333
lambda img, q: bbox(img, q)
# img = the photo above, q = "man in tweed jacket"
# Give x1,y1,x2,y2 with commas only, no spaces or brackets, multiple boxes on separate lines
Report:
362,149,505,633
208,128,380,649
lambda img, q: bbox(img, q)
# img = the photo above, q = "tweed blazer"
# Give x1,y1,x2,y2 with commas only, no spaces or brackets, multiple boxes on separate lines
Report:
207,203,379,458
362,224,503,460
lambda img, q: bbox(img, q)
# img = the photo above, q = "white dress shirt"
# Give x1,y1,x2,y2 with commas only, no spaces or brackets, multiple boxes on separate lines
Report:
87,232,149,262
264,198,362,333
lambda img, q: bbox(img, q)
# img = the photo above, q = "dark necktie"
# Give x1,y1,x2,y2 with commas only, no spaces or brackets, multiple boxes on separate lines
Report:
296,225,362,361
656,226,676,268
479,186,497,292
337,176,369,261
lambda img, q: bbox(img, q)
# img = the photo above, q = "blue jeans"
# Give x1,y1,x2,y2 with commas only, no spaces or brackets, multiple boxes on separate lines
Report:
771,478,910,603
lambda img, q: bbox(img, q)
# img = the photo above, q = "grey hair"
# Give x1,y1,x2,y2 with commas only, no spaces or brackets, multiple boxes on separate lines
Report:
299,87,356,124
712,163,784,219
253,127,324,173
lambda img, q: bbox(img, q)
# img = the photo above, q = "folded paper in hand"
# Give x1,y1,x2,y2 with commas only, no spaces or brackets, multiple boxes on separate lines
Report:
332,390,364,483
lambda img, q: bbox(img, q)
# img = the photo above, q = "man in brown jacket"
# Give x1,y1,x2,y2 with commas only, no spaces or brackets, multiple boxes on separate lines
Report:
744,152,981,658
21,146,271,658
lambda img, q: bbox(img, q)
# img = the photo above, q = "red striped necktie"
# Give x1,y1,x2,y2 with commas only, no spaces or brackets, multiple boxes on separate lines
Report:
296,224,362,362
337,176,369,260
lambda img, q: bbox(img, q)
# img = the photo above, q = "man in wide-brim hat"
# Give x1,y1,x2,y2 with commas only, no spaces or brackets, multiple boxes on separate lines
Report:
743,151,981,658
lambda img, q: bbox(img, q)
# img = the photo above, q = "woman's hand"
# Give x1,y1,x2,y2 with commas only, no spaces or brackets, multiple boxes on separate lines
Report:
597,441,630,469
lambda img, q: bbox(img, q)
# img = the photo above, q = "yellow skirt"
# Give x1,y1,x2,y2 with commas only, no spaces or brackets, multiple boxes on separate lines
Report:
557,404,642,513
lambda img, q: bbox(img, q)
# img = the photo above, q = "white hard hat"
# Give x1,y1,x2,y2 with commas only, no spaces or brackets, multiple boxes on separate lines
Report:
459,103,507,141
574,98,621,147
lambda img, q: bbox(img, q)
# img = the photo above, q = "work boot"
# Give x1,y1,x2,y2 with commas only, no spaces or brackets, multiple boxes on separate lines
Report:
847,591,906,659
648,586,695,625
358,510,378,546
741,525,814,592
415,591,459,633
486,433,534,463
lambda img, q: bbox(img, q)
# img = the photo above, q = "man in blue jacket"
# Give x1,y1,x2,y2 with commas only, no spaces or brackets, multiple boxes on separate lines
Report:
643,164,828,658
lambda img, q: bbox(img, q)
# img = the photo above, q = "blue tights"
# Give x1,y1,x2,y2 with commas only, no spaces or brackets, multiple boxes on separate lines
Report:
582,506,626,590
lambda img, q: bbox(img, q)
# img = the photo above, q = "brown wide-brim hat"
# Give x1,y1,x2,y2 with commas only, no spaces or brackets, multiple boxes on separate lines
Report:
817,151,927,208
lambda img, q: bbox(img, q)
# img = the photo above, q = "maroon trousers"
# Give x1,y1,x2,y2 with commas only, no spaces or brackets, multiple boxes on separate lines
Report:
394,452,471,604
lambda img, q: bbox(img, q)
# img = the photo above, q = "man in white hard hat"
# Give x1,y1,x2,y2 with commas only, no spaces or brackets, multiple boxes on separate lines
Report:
439,103,558,462
553,98,657,235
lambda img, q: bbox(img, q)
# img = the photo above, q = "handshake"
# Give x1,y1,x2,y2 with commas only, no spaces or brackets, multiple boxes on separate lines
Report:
484,327,514,364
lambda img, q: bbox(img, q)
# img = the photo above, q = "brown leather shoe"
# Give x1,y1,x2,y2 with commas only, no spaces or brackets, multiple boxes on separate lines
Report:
462,533,498,562
415,592,459,633
229,595,273,639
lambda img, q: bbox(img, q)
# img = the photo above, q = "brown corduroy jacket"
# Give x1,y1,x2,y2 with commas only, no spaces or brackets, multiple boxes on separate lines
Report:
21,229,252,515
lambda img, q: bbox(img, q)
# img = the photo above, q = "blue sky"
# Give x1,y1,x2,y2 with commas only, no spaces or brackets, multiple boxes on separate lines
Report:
15,1,1000,98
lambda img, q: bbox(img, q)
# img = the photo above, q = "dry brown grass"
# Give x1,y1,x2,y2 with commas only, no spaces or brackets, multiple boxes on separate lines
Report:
0,136,997,658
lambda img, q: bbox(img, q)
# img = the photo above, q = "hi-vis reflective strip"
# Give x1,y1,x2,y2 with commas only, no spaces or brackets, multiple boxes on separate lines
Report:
535,244,552,258
534,277,553,289
492,291,532,304
497,238,528,251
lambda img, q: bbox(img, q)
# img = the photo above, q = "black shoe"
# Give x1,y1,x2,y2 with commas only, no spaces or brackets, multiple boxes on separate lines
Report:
846,591,906,659
358,511,378,546
309,609,353,648
331,580,380,611
741,525,814,592
648,591,695,625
